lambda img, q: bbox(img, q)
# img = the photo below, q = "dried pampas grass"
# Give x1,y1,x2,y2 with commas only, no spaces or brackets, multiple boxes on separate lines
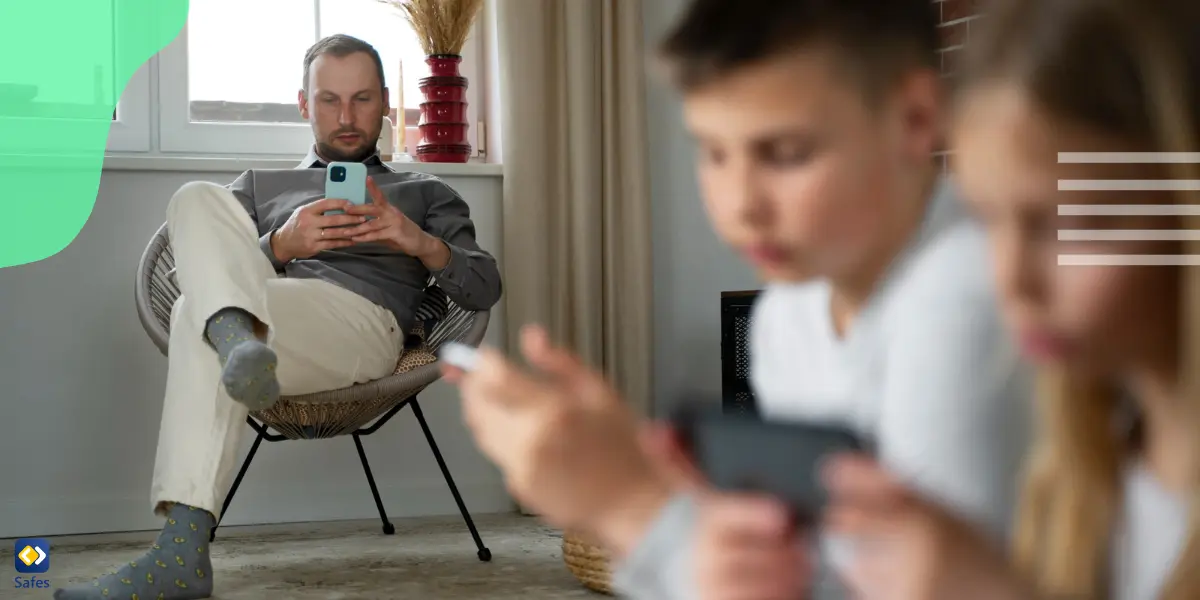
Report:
380,0,484,57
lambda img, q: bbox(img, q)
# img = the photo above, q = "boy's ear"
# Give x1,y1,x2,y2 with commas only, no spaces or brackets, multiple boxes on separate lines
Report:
896,70,945,160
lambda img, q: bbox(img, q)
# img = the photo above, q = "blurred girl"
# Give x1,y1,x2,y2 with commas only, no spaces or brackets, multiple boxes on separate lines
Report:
824,0,1200,598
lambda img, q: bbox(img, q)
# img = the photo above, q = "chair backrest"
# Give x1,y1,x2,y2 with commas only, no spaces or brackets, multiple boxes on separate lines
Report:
134,223,490,357
135,223,177,355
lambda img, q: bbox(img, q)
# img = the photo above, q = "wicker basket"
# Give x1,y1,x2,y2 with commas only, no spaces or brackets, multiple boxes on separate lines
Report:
562,531,613,594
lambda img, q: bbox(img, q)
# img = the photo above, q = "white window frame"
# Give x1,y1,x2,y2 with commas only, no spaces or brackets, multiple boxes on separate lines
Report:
106,61,152,152
156,2,485,158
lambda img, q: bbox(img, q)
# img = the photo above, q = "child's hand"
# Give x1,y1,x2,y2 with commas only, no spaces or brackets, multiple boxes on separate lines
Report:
695,492,813,600
822,455,1035,600
638,420,706,490
446,324,673,555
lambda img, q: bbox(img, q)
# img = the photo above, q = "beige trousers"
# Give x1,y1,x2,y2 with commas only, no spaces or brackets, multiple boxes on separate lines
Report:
150,181,402,519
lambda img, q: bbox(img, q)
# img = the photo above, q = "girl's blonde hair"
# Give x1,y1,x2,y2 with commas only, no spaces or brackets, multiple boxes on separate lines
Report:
958,0,1200,597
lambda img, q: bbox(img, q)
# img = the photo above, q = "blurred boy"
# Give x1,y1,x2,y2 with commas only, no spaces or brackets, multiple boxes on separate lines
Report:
447,0,1034,598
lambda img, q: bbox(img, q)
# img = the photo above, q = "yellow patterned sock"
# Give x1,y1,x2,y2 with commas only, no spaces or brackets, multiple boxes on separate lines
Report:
204,307,279,410
54,503,215,600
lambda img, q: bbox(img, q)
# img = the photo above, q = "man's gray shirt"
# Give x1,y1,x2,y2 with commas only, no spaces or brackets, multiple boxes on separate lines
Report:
226,149,502,333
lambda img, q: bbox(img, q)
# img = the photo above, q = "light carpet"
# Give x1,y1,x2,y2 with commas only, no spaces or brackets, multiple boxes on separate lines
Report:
9,513,600,599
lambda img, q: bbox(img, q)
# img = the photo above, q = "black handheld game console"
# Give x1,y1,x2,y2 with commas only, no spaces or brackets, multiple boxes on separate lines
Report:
669,400,869,521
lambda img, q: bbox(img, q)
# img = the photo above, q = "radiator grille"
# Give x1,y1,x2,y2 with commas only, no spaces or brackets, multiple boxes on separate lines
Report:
721,292,760,414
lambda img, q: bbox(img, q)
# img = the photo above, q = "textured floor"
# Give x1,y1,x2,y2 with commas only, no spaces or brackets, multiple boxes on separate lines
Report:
8,513,599,599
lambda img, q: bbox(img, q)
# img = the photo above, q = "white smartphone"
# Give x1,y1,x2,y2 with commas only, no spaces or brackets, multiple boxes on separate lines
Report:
439,342,481,372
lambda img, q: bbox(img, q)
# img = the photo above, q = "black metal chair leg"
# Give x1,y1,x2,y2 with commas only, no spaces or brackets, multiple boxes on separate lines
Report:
211,430,265,542
410,398,492,561
353,433,395,535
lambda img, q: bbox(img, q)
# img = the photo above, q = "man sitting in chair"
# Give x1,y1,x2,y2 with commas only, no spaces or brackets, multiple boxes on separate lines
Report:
54,34,502,600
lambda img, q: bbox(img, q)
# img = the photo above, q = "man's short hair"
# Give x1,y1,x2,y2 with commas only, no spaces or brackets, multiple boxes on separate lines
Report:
657,0,940,101
302,34,387,95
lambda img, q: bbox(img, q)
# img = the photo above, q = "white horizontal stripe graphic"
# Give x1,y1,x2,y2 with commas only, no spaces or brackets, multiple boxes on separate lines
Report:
1058,204,1200,216
1058,229,1200,241
1059,152,1200,163
1058,255,1200,266
1059,180,1200,191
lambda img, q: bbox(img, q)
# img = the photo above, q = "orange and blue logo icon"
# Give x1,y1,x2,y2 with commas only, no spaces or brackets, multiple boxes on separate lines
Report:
14,538,50,574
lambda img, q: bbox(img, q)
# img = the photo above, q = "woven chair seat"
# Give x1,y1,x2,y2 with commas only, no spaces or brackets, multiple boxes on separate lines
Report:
250,344,440,439
135,222,489,441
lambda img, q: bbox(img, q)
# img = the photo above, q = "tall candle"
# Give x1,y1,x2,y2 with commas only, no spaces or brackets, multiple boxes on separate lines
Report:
379,115,394,161
397,59,407,154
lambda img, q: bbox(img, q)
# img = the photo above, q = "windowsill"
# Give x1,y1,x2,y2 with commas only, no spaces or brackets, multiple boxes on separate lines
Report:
101,153,503,177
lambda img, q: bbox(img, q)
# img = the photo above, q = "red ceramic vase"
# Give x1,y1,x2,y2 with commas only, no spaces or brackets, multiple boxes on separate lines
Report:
417,54,471,163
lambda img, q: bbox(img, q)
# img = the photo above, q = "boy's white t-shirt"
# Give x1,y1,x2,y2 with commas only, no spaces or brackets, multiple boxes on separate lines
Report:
751,177,1034,595
751,176,1034,538
613,177,1036,600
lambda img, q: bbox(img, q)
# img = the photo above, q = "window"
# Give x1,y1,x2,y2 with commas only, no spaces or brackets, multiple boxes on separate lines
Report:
107,61,151,152
156,0,484,157
107,0,152,152
0,0,147,156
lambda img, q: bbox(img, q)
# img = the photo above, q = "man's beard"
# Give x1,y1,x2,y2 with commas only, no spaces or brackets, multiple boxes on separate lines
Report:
316,129,380,163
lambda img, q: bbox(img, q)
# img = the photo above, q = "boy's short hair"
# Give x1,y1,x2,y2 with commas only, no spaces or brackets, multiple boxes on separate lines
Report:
658,0,940,101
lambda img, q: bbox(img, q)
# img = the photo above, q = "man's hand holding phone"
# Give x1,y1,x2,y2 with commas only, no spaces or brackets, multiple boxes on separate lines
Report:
271,168,450,266
270,199,368,263
337,177,450,268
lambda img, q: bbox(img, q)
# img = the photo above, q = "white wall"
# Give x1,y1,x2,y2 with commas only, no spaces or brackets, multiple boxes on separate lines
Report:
0,163,512,539
642,0,761,414
1,0,759,538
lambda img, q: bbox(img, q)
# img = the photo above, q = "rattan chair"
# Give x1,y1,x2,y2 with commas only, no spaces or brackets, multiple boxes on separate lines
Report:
134,222,493,562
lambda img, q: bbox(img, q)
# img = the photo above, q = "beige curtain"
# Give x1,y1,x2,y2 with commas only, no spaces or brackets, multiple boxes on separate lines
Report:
493,0,654,415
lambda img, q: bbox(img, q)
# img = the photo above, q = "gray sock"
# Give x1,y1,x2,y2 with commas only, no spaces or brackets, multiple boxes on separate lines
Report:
54,503,215,600
204,307,279,410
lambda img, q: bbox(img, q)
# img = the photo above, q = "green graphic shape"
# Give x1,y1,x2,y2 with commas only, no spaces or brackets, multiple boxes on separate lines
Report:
0,0,188,270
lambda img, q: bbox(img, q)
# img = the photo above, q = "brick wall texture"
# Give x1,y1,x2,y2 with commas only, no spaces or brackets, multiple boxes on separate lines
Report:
933,0,986,169
935,0,985,76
